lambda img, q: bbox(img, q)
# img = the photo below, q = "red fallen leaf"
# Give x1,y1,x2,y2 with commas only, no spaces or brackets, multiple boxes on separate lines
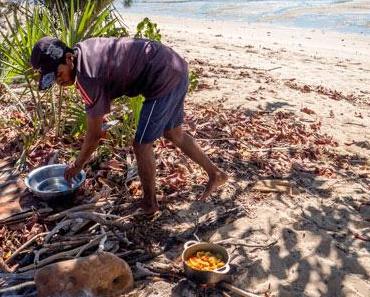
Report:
100,159,123,171
314,136,336,145
344,141,356,146
175,164,188,174
197,83,212,91
315,167,335,178
97,178,115,192
358,172,368,178
301,107,315,115
168,179,187,190
354,233,370,242
84,178,94,187
128,180,142,196
310,122,321,130
157,138,170,149
167,172,182,180
27,223,45,240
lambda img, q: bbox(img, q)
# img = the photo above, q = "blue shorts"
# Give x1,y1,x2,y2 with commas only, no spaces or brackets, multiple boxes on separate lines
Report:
135,73,189,144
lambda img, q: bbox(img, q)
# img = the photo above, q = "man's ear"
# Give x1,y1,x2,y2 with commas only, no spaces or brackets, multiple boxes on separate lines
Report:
65,52,74,67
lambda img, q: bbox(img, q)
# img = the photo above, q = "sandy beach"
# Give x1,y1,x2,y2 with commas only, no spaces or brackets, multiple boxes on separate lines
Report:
124,13,370,148
122,13,370,297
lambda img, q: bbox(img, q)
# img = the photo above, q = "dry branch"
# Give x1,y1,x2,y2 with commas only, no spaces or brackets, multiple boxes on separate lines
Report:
18,235,104,272
45,202,107,222
220,282,261,297
0,281,35,294
5,232,49,264
67,212,132,231
0,208,52,225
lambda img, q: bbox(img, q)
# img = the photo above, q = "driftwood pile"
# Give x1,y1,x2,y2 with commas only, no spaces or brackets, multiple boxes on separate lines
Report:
1,101,365,296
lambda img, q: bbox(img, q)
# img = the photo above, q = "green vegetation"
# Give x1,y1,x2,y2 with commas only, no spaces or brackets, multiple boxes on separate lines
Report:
135,17,161,42
189,70,199,92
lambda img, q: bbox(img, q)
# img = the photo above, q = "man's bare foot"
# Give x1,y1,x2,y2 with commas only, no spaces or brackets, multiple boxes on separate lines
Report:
199,170,228,200
140,201,159,215
131,198,159,215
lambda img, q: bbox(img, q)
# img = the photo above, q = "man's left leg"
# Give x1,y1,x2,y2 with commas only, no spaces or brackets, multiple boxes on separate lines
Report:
164,125,227,199
133,141,159,215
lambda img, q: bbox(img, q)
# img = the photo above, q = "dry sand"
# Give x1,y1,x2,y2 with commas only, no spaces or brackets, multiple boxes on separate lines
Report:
124,13,370,151
123,14,370,297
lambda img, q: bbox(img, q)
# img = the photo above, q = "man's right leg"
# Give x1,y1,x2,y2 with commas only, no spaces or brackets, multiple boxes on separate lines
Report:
133,141,159,214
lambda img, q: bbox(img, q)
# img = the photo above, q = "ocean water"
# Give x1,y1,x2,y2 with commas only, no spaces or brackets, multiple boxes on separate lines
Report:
116,0,370,35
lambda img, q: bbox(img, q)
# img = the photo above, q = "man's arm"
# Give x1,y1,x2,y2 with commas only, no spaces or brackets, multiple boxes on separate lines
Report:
64,115,104,182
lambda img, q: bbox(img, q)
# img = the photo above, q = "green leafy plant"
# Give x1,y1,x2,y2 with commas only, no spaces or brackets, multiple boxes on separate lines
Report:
40,0,114,12
52,0,124,47
128,96,145,127
135,17,161,41
0,3,54,137
0,6,52,80
188,70,199,92
65,99,87,138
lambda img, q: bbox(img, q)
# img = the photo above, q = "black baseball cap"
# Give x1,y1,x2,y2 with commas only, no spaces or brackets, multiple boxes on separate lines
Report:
30,36,67,90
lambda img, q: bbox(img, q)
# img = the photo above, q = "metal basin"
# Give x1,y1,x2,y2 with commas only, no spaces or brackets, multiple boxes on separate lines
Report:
182,241,230,285
25,164,86,200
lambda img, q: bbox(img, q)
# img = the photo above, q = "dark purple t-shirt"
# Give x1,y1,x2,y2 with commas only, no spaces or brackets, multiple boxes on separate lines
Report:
73,37,188,117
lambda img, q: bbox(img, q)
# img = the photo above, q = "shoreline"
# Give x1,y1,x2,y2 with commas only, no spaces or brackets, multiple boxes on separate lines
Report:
119,0,370,36
122,13,370,57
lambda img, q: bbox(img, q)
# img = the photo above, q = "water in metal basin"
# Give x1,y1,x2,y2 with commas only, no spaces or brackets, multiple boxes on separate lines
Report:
37,177,74,192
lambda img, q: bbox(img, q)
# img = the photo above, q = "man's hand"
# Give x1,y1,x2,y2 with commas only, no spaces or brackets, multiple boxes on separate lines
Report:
64,162,83,183
64,115,104,183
